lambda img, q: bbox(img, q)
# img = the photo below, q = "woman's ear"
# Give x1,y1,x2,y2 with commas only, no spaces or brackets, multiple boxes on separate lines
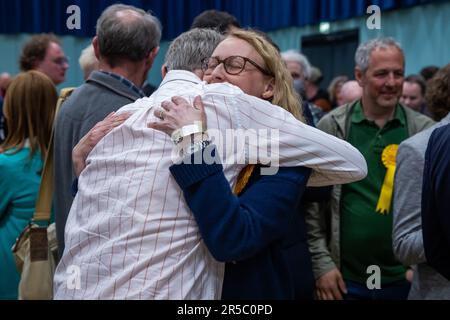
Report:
262,77,275,100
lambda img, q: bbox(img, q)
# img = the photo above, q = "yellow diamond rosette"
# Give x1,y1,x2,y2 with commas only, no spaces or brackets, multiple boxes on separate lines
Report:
376,144,398,214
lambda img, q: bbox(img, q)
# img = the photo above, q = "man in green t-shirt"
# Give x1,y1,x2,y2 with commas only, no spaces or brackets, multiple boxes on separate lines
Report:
306,37,434,300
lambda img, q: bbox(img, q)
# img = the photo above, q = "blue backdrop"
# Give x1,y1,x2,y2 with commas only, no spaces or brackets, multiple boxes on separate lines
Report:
0,0,439,40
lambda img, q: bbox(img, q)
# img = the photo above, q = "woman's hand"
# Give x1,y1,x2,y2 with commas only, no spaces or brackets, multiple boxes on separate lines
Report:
148,95,206,136
72,111,131,177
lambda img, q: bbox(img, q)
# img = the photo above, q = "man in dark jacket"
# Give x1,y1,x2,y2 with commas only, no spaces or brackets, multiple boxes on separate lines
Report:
422,124,450,281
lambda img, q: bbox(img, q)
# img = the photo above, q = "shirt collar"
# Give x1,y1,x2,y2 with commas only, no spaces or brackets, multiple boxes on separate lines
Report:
352,100,406,126
99,70,146,98
159,70,203,89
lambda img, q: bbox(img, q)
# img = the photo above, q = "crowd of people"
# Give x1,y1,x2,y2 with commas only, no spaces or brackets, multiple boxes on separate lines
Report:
0,4,449,300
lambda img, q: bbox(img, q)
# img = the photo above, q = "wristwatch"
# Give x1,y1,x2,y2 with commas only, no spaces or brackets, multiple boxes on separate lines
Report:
184,139,211,157
171,122,204,145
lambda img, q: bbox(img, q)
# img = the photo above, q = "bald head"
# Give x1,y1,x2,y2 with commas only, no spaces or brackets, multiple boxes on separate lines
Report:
338,80,363,106
95,4,161,67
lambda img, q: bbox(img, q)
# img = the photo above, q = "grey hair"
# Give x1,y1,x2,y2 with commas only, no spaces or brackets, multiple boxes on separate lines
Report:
165,28,224,72
281,50,312,79
96,4,162,67
355,37,404,72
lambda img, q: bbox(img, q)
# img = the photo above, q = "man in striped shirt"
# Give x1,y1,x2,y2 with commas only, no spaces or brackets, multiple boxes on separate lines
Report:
53,4,162,255
54,28,367,300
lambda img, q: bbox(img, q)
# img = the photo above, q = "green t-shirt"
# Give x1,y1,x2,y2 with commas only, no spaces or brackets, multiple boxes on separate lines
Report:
341,101,408,285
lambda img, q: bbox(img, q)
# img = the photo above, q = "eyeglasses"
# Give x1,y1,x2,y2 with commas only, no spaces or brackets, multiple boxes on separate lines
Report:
201,56,273,77
52,57,69,66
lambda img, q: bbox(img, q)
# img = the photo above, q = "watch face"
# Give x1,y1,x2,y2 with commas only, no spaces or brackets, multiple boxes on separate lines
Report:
188,145,196,153
172,132,183,144
185,140,210,157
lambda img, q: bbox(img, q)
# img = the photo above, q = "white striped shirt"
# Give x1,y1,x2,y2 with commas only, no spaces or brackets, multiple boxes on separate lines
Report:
53,70,366,300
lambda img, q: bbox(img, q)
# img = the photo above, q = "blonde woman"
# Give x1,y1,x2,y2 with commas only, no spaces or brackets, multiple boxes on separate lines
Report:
0,71,57,299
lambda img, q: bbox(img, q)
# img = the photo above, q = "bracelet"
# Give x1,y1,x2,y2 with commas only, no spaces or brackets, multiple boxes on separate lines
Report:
171,122,204,145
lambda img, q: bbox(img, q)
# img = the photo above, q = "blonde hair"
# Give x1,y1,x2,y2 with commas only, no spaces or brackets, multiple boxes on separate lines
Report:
79,44,99,79
229,29,304,122
0,71,57,159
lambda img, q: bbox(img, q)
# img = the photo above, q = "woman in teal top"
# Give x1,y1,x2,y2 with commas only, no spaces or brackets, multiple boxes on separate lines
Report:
0,71,57,299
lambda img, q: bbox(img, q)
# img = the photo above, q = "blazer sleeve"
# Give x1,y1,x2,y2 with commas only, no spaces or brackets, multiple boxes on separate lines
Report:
170,145,311,262
422,126,450,280
392,141,426,266
302,113,341,279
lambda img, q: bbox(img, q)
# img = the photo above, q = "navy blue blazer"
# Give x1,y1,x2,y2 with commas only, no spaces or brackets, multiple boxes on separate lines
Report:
170,146,311,299
422,123,450,280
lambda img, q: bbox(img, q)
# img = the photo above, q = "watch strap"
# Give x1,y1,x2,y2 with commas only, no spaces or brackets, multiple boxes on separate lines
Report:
171,122,204,144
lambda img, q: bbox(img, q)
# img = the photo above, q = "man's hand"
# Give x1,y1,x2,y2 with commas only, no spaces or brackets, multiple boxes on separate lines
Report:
148,95,206,136
72,111,131,177
315,268,347,300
